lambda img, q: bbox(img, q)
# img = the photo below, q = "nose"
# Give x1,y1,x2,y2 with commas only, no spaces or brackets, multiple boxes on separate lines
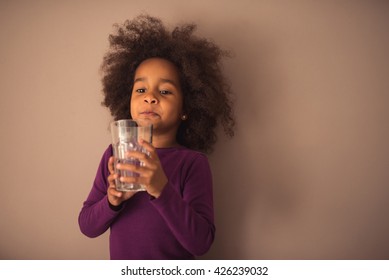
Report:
143,91,158,104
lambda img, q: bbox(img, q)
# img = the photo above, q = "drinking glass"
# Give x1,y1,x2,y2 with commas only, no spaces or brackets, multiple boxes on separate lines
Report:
110,119,153,191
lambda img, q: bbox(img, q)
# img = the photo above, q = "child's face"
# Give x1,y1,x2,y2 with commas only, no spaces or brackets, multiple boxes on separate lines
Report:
130,57,184,139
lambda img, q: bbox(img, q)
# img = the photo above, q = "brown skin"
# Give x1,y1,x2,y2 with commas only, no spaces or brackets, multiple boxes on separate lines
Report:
107,58,184,206
101,15,235,154
107,156,136,205
131,58,184,148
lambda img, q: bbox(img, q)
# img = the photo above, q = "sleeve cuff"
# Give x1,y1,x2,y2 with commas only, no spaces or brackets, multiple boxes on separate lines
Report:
107,197,124,212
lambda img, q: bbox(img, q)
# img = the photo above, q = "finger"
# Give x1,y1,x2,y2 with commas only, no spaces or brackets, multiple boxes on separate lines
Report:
124,153,156,172
119,175,147,185
139,139,156,156
108,184,123,198
108,173,118,184
108,156,115,174
116,161,153,176
122,151,154,169
125,150,147,160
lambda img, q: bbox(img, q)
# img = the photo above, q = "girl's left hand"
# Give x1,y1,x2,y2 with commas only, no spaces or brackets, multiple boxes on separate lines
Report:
116,139,168,198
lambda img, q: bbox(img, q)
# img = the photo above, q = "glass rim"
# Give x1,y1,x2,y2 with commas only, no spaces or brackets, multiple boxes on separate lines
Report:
110,119,153,127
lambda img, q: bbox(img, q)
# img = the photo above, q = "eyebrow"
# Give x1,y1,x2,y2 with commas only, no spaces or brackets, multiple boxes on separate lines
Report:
134,77,179,87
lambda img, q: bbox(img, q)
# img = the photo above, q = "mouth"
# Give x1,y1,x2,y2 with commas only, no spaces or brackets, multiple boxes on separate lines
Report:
139,111,160,118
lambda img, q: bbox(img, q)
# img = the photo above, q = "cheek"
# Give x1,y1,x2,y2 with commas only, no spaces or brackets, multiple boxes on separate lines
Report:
130,96,136,116
178,98,184,116
169,100,182,118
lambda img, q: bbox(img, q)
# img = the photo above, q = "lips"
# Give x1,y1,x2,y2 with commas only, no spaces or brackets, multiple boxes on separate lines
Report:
139,110,160,117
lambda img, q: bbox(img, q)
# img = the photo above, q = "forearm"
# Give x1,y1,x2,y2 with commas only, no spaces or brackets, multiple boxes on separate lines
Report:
78,195,121,238
151,184,215,256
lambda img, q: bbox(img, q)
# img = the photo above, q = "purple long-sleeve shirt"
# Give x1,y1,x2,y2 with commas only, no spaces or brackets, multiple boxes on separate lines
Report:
78,145,215,259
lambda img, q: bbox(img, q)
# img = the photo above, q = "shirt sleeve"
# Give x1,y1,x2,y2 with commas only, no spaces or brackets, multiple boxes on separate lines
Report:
150,153,215,256
78,146,122,238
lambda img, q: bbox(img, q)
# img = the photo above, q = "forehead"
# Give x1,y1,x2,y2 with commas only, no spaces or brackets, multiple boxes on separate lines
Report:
134,58,180,80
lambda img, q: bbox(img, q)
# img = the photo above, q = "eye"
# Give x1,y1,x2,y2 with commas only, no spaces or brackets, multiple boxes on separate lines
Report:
135,88,146,94
160,90,172,95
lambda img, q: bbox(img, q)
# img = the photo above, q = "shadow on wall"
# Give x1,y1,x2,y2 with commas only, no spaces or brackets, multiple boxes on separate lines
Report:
203,18,302,259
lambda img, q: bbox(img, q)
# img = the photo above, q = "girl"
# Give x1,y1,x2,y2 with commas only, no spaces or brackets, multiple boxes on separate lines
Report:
78,14,235,260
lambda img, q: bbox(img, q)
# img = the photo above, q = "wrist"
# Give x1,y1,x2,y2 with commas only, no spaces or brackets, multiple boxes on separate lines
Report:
107,197,123,211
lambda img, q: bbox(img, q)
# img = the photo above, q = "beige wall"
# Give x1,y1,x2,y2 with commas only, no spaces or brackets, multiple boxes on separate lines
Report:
1,0,388,259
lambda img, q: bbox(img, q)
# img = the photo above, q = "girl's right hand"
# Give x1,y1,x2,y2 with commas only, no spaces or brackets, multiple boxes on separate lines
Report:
107,156,136,207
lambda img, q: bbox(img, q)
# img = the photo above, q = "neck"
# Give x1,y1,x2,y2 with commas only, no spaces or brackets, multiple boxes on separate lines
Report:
151,133,179,149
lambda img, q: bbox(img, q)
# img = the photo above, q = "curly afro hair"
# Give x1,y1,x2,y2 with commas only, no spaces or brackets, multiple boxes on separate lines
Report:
101,14,235,153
